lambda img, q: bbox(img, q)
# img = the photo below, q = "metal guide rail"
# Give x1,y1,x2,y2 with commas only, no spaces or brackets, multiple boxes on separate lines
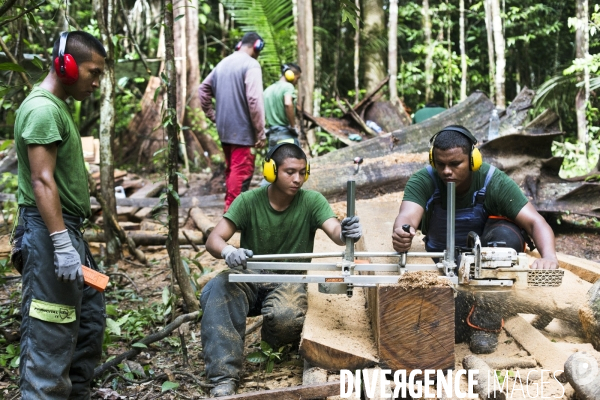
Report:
229,162,564,296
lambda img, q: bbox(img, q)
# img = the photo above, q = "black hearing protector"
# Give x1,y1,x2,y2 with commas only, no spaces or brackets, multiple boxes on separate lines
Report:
263,142,310,183
235,38,265,52
429,125,482,171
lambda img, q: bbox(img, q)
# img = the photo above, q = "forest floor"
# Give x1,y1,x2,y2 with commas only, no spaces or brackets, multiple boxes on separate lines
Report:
0,171,599,399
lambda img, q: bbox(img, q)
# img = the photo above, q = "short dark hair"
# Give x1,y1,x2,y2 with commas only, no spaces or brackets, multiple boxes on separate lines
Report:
282,63,301,76
240,32,263,46
433,129,472,156
272,143,307,167
52,31,107,70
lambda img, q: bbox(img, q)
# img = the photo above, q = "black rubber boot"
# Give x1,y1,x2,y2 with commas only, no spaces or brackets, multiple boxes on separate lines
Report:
470,331,499,354
210,381,238,397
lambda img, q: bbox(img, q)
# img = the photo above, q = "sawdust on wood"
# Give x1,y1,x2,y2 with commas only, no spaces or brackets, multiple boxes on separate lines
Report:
397,271,452,289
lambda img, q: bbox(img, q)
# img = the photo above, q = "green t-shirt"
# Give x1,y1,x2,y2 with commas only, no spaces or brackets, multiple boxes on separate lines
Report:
263,81,295,128
15,87,91,218
403,163,528,235
224,186,337,262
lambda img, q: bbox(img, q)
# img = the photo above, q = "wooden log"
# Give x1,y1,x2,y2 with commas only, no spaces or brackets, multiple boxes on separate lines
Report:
371,284,455,372
84,229,204,246
117,180,165,219
299,230,378,371
462,355,507,400
503,315,569,375
479,355,537,370
218,381,344,400
189,207,216,237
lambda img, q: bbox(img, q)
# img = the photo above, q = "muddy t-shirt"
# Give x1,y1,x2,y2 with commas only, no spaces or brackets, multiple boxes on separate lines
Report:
224,186,337,261
403,162,528,235
15,87,91,218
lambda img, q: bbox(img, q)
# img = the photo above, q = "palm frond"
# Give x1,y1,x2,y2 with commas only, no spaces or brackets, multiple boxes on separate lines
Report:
223,0,296,81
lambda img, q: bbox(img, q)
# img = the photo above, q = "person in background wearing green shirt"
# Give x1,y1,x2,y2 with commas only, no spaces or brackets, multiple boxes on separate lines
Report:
391,125,558,356
263,63,302,148
202,143,362,397
13,31,106,399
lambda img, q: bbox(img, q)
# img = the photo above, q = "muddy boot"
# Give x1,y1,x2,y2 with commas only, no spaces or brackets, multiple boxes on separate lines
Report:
210,381,238,397
470,331,499,354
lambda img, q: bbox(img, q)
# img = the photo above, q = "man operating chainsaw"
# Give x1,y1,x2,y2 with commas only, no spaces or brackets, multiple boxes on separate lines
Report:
203,143,362,397
392,125,558,354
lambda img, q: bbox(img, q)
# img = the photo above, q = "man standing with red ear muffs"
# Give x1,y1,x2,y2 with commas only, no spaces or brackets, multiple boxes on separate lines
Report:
13,30,107,399
199,32,267,212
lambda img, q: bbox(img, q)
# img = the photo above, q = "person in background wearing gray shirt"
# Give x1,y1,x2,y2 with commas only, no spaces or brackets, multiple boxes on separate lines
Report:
199,32,267,212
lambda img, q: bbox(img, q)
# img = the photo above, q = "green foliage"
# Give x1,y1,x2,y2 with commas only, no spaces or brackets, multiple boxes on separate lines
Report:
246,341,286,373
0,344,19,369
552,139,599,178
0,171,18,234
221,0,295,82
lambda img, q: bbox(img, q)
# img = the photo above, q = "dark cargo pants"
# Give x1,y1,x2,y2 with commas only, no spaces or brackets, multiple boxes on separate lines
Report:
19,208,105,400
200,269,307,385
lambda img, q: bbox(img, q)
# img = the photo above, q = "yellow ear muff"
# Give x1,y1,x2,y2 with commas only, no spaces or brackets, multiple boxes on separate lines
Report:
470,147,482,171
429,146,435,168
304,162,310,182
284,69,295,82
263,158,278,183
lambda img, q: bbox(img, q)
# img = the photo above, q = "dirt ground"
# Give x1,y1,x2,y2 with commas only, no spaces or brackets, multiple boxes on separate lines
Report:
1,172,600,399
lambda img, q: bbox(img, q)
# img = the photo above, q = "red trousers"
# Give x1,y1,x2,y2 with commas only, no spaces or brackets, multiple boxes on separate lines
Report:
223,144,255,212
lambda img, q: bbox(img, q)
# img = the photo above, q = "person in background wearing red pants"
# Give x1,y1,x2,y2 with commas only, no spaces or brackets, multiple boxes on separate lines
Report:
199,32,267,212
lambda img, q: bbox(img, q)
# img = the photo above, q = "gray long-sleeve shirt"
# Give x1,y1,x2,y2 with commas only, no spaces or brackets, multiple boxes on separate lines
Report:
198,51,266,146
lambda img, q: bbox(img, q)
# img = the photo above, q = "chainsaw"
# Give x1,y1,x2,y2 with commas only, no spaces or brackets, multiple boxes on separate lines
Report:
229,159,563,297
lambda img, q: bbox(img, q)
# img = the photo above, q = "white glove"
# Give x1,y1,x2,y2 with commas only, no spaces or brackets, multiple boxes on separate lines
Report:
50,229,83,284
340,216,362,241
221,245,254,269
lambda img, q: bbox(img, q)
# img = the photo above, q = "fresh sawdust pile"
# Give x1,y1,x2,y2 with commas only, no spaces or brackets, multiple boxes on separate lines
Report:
397,271,452,289
330,202,347,220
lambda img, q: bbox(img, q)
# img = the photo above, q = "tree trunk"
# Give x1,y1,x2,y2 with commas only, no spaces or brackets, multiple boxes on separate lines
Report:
388,0,399,105
490,0,505,108
164,0,199,313
297,0,316,147
94,0,120,264
422,0,433,102
459,0,467,101
362,0,386,93
575,0,589,145
483,0,495,102
353,0,360,104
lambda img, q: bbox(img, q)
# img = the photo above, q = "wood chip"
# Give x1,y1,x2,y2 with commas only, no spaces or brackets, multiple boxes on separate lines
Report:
397,271,452,289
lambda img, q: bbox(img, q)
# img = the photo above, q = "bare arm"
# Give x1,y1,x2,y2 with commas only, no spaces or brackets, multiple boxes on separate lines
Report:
392,201,425,252
514,202,558,269
198,71,216,123
28,143,65,234
284,94,295,127
321,217,345,246
205,218,238,259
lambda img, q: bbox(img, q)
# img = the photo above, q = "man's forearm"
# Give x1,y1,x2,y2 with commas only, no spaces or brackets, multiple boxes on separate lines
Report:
32,178,65,234
285,104,295,127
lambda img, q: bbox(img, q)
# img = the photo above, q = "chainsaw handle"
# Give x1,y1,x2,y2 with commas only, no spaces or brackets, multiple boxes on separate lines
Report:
401,224,411,233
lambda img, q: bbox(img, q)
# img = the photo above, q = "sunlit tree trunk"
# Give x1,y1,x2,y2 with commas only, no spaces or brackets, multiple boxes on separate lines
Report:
314,1,322,117
94,0,119,264
297,0,316,148
490,0,505,108
575,0,589,145
362,0,386,93
483,0,495,102
164,0,199,313
422,0,433,102
459,0,467,101
354,0,360,103
388,0,398,104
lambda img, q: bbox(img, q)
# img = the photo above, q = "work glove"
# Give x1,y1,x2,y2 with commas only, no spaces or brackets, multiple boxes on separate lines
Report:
340,216,362,241
50,229,83,284
221,245,254,269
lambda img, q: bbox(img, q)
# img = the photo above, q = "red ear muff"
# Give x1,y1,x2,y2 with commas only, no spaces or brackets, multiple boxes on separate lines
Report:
54,32,79,85
235,41,242,51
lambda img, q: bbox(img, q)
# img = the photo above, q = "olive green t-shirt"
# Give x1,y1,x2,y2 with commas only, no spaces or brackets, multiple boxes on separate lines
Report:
15,87,91,218
263,81,295,127
403,163,528,235
224,186,337,262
